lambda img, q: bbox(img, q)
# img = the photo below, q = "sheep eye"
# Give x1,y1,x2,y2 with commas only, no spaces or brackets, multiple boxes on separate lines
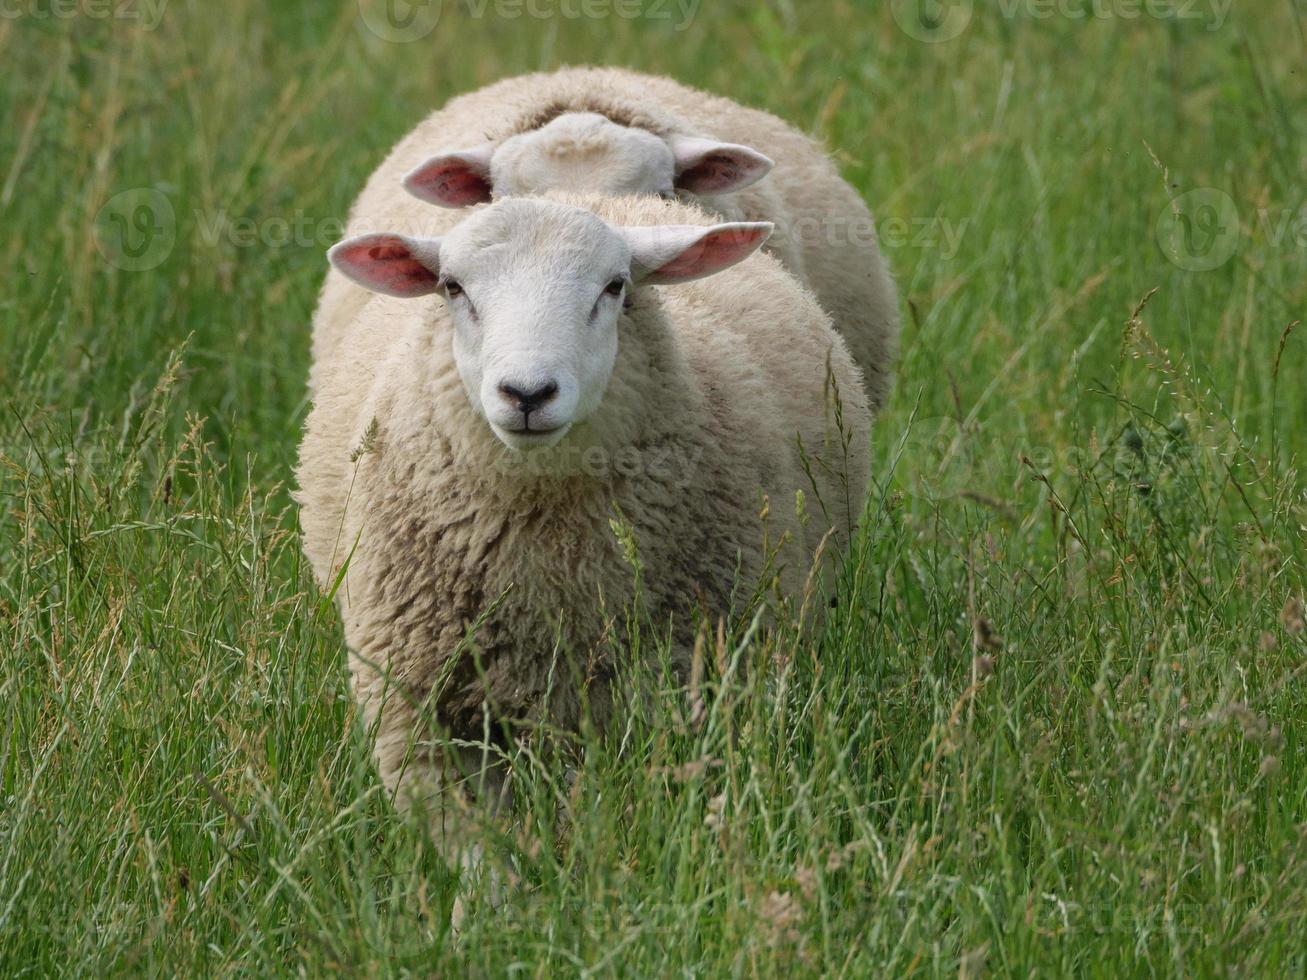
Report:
442,279,463,297
605,278,626,297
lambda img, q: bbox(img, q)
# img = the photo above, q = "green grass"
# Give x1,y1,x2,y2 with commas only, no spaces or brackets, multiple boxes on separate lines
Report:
2,0,1306,974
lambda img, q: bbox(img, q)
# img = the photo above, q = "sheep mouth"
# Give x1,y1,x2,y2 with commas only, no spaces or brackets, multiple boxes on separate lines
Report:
508,423,564,438
492,421,572,451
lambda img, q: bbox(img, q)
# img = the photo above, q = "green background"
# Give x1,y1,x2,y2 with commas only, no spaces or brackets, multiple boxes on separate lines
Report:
1,0,1305,974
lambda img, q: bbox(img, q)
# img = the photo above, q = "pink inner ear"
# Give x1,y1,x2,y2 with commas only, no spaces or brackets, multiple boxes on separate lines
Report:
653,226,770,281
676,153,755,194
407,160,492,206
334,237,438,297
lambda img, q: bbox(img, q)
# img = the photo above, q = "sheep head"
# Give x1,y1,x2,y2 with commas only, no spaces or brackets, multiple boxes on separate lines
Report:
403,113,774,208
328,199,772,452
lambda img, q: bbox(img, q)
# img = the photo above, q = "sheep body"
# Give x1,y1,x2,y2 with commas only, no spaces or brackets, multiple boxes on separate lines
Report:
298,192,869,847
313,67,899,411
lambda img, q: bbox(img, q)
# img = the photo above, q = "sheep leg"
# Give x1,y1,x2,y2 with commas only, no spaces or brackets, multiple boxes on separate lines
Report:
365,688,512,926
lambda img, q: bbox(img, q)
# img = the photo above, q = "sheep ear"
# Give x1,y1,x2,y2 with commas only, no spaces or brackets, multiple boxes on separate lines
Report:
622,222,773,285
328,233,443,298
403,144,496,207
669,136,774,194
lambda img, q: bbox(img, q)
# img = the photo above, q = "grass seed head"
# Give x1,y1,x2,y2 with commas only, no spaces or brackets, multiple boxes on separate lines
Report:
1281,597,1305,635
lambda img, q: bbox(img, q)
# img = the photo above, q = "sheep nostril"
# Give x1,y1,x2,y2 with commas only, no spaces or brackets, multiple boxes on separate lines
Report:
498,380,559,414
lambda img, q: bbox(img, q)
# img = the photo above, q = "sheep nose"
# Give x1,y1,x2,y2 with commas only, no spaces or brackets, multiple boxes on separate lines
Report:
498,380,559,415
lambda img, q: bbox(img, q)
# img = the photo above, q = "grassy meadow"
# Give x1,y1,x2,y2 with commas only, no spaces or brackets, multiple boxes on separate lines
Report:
2,0,1306,974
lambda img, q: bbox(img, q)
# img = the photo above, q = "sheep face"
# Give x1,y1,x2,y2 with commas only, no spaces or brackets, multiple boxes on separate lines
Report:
327,199,773,453
439,202,628,451
403,113,775,209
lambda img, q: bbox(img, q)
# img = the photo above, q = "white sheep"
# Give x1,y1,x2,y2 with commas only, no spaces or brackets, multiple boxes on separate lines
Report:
312,67,899,413
297,192,870,908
